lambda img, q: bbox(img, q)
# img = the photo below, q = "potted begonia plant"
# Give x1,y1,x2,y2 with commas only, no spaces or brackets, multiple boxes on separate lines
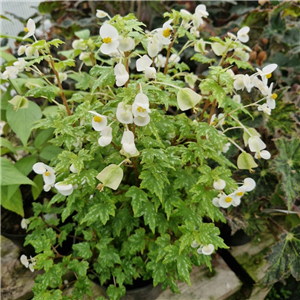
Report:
2,4,279,300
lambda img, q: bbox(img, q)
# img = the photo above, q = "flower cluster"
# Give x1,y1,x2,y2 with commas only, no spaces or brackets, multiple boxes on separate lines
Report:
20,254,36,272
191,240,215,256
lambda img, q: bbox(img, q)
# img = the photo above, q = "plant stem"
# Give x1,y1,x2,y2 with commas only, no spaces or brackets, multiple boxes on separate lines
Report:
198,99,210,122
48,56,72,116
227,137,245,153
207,99,217,124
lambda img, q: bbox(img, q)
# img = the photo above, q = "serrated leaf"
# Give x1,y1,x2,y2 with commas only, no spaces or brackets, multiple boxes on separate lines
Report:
128,228,146,254
262,225,300,285
226,57,254,70
200,78,226,106
47,39,65,48
26,86,60,100
81,202,116,225
68,260,89,277
191,53,216,64
90,66,115,93
271,138,300,209
106,285,126,300
125,186,148,216
72,242,93,260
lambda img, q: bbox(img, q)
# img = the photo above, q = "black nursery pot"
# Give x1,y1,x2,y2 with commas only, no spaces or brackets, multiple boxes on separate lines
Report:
220,224,252,246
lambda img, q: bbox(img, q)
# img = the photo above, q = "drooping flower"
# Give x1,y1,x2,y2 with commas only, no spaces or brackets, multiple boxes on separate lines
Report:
23,18,36,40
169,53,180,64
18,45,26,56
194,38,207,53
2,66,19,79
255,150,271,160
212,197,220,207
13,58,27,72
155,54,167,68
118,36,135,52
233,74,253,93
185,73,198,89
213,179,226,190
258,103,271,115
132,93,151,118
233,48,249,62
20,254,29,268
96,10,109,19
136,55,152,72
96,164,123,190
121,130,137,154
72,39,87,50
193,4,209,28
190,26,200,37
25,45,39,58
251,77,268,96
237,26,250,43
239,177,256,192
201,244,215,255
177,88,202,111
55,182,74,196
191,240,200,248
70,164,78,173
222,142,231,153
256,63,278,85
144,66,156,79
248,136,266,153
266,82,277,109
98,126,113,147
116,102,133,124
114,63,129,87
211,43,227,56
232,94,241,104
33,162,56,191
219,193,241,208
88,111,107,131
99,24,119,55
157,19,173,45
147,35,163,58
21,218,30,230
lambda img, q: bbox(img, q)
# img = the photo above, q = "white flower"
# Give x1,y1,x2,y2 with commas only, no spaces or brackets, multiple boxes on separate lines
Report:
13,58,27,72
255,150,271,160
132,93,150,118
234,49,249,62
29,263,35,272
210,113,226,128
23,18,36,40
212,197,220,207
222,142,231,153
99,24,119,55
202,244,215,255
191,240,200,248
54,72,67,84
21,218,30,230
190,27,200,37
266,83,277,109
118,36,135,52
237,26,250,43
121,130,136,154
2,66,19,79
213,179,226,190
88,111,107,131
33,162,56,187
96,10,109,18
133,115,150,127
232,95,241,104
233,74,253,93
18,45,26,56
169,53,180,64
70,164,78,173
193,4,209,28
145,66,156,79
177,88,202,111
136,55,152,72
239,177,256,192
252,77,268,96
147,35,163,58
55,182,74,196
98,126,113,147
248,136,266,153
116,102,133,124
258,103,271,115
219,193,241,208
256,63,278,85
155,54,166,68
25,45,39,58
227,32,237,40
157,19,173,45
114,63,129,87
20,254,29,268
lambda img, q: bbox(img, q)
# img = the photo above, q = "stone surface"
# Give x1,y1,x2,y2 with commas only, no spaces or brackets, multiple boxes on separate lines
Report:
229,234,276,282
156,255,242,300
1,235,38,300
248,286,272,300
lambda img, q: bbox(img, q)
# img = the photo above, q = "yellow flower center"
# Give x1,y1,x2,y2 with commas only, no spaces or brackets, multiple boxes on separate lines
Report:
211,121,217,126
163,28,172,38
266,73,272,79
93,116,102,123
24,27,29,32
271,93,277,100
237,191,244,197
44,171,50,177
137,106,146,113
225,196,232,203
103,37,112,44
223,121,226,125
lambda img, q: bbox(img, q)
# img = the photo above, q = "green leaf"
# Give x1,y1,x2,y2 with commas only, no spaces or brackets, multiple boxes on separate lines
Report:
74,29,90,40
262,225,300,285
237,152,258,170
128,228,146,254
39,145,63,161
72,242,93,260
68,260,89,277
106,285,126,300
0,157,35,186
47,39,65,48
191,53,216,64
125,186,148,216
271,138,300,210
1,187,24,216
225,57,254,70
0,137,17,154
26,86,60,100
6,100,42,146
34,128,54,148
32,174,44,200
147,261,167,286
80,202,116,225
90,66,115,93
199,78,226,107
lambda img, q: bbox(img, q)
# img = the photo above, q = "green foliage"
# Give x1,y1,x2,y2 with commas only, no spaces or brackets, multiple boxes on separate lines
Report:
262,225,300,285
